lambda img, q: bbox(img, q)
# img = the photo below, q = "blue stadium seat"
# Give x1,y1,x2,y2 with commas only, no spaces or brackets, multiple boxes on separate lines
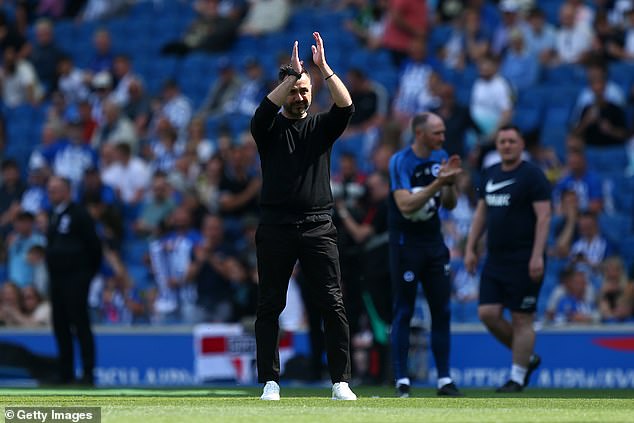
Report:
608,62,634,93
542,64,585,87
585,146,629,175
599,212,632,248
540,125,567,159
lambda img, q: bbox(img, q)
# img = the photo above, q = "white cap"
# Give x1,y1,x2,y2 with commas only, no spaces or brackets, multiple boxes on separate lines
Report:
500,0,520,13
92,71,112,88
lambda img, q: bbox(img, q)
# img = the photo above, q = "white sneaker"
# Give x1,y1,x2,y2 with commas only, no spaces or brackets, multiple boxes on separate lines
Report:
332,382,357,400
260,381,280,400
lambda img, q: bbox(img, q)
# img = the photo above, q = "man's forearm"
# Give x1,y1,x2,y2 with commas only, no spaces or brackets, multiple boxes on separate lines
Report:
320,64,352,107
267,75,298,106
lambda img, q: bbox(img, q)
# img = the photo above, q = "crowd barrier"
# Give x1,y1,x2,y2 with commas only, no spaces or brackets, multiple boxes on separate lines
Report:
1,324,632,388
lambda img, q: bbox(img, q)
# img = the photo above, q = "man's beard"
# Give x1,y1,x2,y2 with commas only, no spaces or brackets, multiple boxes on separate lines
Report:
287,101,309,117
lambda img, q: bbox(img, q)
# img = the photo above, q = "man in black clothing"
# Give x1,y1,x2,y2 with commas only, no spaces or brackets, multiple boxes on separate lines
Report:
465,126,551,393
46,176,102,385
251,32,357,401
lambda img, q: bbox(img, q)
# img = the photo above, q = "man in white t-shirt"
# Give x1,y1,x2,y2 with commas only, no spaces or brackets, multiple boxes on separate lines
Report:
552,2,594,65
0,46,43,107
101,142,151,205
470,55,513,137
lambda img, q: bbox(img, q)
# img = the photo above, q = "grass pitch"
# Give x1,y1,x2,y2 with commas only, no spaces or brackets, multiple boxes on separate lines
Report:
1,386,633,423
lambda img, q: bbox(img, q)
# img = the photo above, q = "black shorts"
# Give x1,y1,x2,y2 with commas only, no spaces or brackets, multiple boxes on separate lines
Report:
479,258,543,313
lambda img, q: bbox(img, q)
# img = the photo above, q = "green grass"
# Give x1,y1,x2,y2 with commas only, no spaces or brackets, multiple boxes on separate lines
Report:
1,387,633,423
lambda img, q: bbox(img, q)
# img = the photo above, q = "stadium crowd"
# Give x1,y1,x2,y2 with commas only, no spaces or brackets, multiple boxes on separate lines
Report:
0,0,633,382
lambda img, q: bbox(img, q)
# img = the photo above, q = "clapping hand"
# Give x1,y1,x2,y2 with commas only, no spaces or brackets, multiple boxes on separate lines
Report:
438,155,462,186
311,32,326,69
291,40,302,74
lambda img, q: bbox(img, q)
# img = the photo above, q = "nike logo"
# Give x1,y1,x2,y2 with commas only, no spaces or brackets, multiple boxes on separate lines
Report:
485,179,515,193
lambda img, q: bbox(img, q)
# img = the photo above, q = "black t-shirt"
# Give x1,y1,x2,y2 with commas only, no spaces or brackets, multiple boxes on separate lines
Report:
349,89,377,126
580,102,627,146
479,161,551,260
250,97,354,224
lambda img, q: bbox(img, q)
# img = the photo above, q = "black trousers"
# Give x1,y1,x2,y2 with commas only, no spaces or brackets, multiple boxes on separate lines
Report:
255,219,351,384
50,270,95,383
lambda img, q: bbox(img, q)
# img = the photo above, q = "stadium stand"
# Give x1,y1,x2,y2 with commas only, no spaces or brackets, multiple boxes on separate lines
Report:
0,0,632,336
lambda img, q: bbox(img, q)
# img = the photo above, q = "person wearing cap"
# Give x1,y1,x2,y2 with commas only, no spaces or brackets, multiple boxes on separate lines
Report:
500,27,539,92
251,32,357,401
492,0,531,57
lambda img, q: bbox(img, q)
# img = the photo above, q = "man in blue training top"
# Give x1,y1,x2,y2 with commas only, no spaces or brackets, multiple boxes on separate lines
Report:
388,112,463,398
465,125,551,393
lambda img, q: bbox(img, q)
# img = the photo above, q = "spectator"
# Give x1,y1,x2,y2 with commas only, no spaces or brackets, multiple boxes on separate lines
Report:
123,78,152,140
553,147,603,213
26,245,49,296
148,206,202,323
550,2,594,65
441,7,490,71
491,0,530,57
0,45,43,107
186,117,215,164
187,214,235,322
239,0,291,36
158,79,192,141
568,0,595,29
88,29,114,74
336,171,391,341
29,18,65,94
550,189,580,259
341,68,388,164
97,248,146,325
196,154,224,213
55,55,90,106
331,152,366,210
573,66,628,147
470,54,513,138
392,38,440,129
0,282,50,327
77,167,117,207
598,256,631,322
149,123,183,174
524,7,556,64
76,99,99,143
40,120,99,190
101,142,151,205
21,167,50,216
133,172,176,237
18,285,51,326
89,70,114,125
0,281,24,326
381,0,428,66
222,58,268,123
500,28,540,93
7,211,46,288
91,99,138,150
81,0,128,22
0,159,26,234
553,268,597,324
615,7,634,61
160,0,240,55
111,55,138,108
432,82,481,158
218,142,261,222
591,10,625,63
344,0,388,50
0,11,27,59
197,59,242,120
440,171,476,258
569,211,613,277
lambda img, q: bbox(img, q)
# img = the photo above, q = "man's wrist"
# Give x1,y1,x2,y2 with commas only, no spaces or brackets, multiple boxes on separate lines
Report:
285,68,303,79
